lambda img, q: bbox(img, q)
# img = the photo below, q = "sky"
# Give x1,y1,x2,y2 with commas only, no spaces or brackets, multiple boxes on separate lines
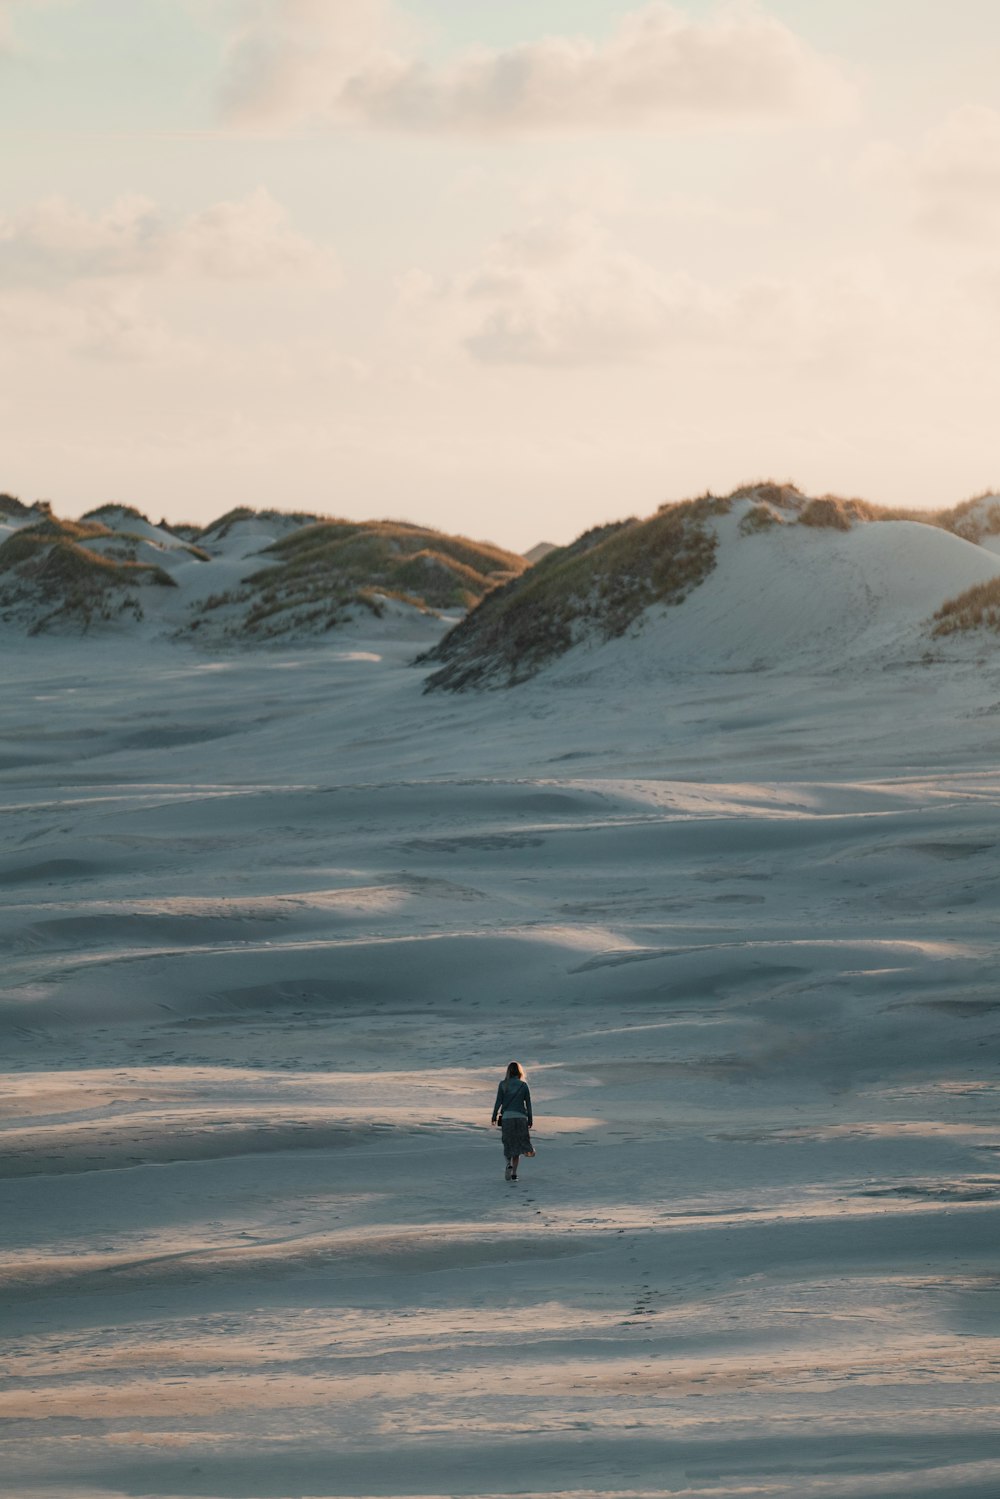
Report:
1,0,999,551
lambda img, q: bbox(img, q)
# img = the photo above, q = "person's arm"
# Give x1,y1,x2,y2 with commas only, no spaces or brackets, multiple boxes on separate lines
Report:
524,1085,533,1127
491,1082,503,1124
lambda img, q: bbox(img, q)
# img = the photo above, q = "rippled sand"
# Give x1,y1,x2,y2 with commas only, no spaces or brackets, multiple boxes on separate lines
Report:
3,630,1000,1498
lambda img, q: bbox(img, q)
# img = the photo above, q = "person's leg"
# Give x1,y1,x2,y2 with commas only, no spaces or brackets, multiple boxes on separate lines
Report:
510,1153,520,1179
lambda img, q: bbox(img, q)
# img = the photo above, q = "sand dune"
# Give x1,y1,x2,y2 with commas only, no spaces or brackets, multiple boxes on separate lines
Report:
427,490,1000,689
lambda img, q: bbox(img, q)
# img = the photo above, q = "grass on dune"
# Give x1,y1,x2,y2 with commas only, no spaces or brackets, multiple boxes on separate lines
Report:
932,578,1000,637
263,518,522,576
739,502,783,535
185,517,526,640
77,505,210,560
731,481,1000,536
82,503,149,524
938,491,1000,543
257,521,523,604
0,516,176,633
0,492,38,519
424,498,723,689
198,506,324,543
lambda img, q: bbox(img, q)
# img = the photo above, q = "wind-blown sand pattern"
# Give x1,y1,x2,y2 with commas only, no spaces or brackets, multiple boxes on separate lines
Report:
3,623,1000,1498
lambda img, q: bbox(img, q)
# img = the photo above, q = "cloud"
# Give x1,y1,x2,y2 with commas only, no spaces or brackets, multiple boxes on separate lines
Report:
435,214,902,372
859,106,1000,242
457,216,714,366
220,0,402,127
0,189,339,366
0,188,339,284
220,0,857,135
0,277,197,364
912,106,1000,238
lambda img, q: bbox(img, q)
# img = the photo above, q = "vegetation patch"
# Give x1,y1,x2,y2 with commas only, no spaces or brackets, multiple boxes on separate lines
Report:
20,515,114,544
739,503,785,536
794,489,1000,540
83,503,150,524
182,518,525,642
932,578,1000,637
424,499,722,690
198,506,323,544
718,482,936,533
729,481,804,511
937,492,1000,544
0,516,175,634
0,492,37,520
799,496,887,530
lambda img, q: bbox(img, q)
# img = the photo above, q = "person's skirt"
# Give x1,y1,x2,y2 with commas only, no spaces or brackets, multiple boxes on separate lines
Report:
501,1116,533,1160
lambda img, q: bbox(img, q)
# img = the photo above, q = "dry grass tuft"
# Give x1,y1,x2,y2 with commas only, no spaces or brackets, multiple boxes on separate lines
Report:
723,483,1000,541
932,578,1000,636
739,503,784,536
729,480,805,510
937,492,1000,543
799,496,881,529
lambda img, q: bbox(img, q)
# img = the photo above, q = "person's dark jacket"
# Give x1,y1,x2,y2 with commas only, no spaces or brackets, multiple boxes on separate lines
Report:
492,1078,532,1126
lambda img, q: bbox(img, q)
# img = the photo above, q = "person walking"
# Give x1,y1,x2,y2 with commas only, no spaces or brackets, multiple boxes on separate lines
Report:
491,1060,534,1181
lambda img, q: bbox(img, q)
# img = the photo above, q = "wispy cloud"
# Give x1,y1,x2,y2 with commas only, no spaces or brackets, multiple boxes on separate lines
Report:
220,0,857,135
912,106,1000,238
403,213,882,370
0,188,339,283
457,215,717,366
859,106,1000,242
0,279,196,364
0,188,340,365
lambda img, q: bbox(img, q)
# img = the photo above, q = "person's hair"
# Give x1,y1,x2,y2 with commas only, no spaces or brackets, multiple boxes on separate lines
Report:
505,1060,525,1079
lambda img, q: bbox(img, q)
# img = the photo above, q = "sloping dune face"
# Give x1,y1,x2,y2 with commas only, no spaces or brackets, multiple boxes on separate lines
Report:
426,486,1000,689
4,634,1000,1499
